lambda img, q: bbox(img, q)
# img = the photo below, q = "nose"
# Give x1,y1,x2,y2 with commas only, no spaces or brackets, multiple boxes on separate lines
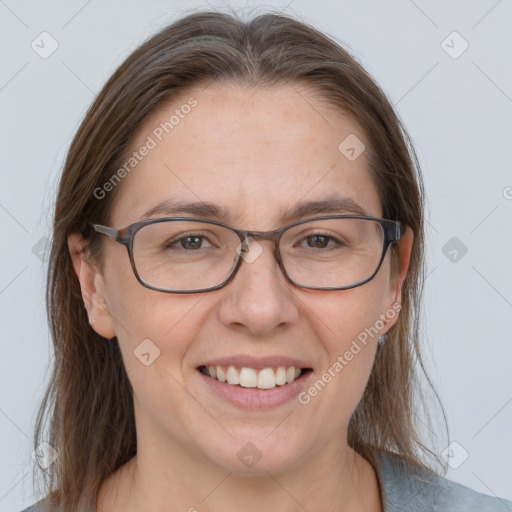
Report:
217,237,299,336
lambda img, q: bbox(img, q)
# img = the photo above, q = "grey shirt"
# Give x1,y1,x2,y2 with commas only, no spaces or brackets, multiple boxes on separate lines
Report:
373,450,512,511
20,450,512,511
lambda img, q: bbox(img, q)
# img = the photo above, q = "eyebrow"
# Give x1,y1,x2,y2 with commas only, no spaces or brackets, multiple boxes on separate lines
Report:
140,195,370,225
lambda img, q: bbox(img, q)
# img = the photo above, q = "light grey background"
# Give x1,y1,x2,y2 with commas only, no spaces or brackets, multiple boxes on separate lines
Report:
1,0,511,510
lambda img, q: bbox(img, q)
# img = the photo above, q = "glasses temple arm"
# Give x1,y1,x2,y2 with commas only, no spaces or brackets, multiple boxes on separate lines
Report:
91,223,119,241
395,222,403,240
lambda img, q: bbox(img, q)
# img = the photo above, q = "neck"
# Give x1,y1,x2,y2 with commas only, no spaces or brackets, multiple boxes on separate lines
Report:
97,429,382,512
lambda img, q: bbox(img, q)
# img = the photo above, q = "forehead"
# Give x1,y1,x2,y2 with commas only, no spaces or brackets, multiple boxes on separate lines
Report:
109,82,382,229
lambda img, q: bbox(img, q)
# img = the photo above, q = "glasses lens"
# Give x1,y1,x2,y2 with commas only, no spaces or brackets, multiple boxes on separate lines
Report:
131,218,385,292
133,220,240,291
280,218,385,288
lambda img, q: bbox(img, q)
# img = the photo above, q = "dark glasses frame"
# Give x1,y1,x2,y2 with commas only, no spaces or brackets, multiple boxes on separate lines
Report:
87,215,403,293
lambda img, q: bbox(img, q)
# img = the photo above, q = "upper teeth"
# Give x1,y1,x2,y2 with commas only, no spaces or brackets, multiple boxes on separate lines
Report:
203,365,302,389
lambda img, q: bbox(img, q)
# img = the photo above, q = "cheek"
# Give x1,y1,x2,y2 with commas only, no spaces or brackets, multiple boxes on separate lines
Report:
105,285,211,434
311,276,388,353
102,254,208,377
300,276,390,418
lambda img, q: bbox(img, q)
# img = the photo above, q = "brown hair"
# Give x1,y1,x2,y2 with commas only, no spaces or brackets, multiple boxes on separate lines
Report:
33,7,448,511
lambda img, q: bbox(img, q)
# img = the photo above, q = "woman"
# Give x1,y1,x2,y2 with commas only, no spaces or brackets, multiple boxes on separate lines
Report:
22,9,512,512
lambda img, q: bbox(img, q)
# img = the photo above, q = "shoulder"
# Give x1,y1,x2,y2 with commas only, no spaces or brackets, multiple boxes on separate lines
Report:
373,450,512,512
19,500,45,512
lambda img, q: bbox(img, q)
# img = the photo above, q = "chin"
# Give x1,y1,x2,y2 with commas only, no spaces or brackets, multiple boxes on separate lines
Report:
200,434,309,475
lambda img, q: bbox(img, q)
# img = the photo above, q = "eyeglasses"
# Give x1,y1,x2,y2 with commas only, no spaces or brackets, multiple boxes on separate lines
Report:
88,215,403,294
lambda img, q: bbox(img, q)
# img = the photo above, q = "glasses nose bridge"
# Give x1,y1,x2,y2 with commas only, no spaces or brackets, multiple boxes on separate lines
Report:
232,228,286,286
240,227,282,252
233,228,284,275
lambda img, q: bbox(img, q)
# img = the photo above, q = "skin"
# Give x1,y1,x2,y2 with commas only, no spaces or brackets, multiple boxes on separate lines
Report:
69,81,413,512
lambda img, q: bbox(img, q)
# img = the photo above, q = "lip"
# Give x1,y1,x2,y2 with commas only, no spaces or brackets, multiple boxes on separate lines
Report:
196,368,313,409
198,355,312,370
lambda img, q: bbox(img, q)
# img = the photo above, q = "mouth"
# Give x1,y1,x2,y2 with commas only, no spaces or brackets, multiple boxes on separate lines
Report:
197,365,313,390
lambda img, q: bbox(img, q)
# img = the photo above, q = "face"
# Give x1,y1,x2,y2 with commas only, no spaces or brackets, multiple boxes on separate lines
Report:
70,82,412,477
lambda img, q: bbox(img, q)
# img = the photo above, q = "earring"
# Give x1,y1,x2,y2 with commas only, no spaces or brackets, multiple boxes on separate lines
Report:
378,334,386,345
90,318,96,325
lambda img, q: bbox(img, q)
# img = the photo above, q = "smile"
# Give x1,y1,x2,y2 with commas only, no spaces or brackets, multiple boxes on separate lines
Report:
198,365,311,390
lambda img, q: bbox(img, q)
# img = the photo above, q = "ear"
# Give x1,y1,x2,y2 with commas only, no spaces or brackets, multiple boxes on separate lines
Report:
68,232,116,339
379,225,414,334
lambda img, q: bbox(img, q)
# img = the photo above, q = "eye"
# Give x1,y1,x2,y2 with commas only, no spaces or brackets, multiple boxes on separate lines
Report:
304,234,336,249
165,234,214,250
297,232,346,250
179,235,204,250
